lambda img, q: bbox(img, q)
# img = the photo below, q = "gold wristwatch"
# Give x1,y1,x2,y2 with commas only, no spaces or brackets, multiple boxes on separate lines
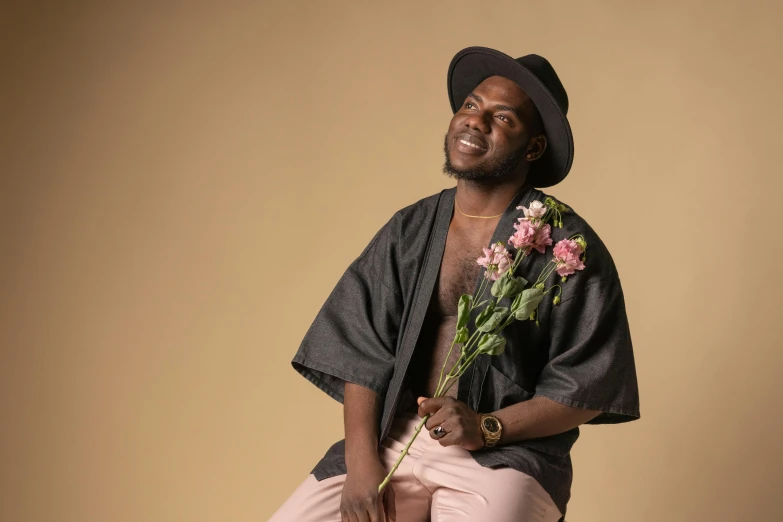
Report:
479,414,502,448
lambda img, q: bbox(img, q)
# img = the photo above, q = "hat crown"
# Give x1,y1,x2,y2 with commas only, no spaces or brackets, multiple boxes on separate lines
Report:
515,54,569,115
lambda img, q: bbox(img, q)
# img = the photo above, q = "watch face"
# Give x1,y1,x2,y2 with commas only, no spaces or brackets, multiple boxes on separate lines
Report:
483,417,500,433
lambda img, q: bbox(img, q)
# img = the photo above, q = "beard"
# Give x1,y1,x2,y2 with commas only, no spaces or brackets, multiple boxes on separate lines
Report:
442,134,527,183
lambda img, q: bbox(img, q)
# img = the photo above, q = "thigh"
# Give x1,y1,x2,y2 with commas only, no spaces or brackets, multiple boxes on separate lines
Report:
430,465,562,522
377,414,434,521
269,413,435,522
267,473,345,522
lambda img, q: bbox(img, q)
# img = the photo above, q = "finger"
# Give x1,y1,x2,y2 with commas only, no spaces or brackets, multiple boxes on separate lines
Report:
373,494,385,522
434,421,462,446
349,507,365,522
362,505,376,522
353,506,367,522
384,486,396,522
417,396,451,416
436,430,459,446
416,396,432,417
429,416,457,442
424,406,451,431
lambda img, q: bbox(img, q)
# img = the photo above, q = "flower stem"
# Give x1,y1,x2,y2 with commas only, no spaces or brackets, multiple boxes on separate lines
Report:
436,337,459,396
436,324,487,396
441,348,483,395
535,261,558,286
378,413,430,493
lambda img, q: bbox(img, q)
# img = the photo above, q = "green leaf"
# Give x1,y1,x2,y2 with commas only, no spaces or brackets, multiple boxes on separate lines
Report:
454,326,469,344
457,294,472,330
490,272,509,298
478,334,506,356
474,301,496,329
490,271,528,299
477,307,509,333
511,288,545,320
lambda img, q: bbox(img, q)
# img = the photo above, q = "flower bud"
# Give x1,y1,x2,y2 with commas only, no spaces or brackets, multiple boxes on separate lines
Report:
529,310,536,321
561,276,568,283
553,296,561,305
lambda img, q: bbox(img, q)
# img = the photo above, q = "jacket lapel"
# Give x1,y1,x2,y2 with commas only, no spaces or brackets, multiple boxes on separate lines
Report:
379,188,454,441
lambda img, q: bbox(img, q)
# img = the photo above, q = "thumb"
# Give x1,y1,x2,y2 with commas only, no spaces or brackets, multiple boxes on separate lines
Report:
417,396,428,406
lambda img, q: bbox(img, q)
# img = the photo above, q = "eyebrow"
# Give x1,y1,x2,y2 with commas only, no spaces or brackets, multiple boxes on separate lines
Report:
468,92,525,120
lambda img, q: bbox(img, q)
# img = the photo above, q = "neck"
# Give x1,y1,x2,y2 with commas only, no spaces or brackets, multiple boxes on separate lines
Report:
455,177,529,219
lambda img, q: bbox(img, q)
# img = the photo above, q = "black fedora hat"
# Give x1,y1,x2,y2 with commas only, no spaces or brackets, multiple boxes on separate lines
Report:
447,46,574,188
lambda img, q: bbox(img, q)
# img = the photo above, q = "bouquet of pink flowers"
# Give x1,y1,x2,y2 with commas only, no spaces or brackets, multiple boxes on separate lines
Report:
378,197,587,493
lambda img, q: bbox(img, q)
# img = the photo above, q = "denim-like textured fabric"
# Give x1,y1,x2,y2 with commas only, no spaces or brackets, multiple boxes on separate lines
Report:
291,185,640,518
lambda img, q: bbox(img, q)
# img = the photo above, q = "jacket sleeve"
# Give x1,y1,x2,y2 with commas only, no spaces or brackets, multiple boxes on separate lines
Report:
291,219,404,403
534,256,641,425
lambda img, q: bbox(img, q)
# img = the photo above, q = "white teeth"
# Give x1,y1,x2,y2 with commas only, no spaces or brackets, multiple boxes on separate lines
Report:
460,139,481,149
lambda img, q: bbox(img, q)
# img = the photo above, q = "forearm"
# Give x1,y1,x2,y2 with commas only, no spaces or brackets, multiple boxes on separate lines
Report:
343,381,383,472
493,395,601,445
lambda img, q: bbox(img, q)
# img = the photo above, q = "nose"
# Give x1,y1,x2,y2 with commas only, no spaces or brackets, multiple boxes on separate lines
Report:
463,109,491,134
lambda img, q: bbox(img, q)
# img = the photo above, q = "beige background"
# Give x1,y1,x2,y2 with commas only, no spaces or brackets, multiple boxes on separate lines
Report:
1,1,782,521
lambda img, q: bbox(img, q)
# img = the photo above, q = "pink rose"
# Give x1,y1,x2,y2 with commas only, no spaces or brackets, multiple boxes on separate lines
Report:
552,239,586,276
508,219,553,254
476,243,512,281
516,200,547,220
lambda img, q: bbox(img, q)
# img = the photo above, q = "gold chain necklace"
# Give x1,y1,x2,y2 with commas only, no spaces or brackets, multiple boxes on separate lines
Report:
455,199,504,219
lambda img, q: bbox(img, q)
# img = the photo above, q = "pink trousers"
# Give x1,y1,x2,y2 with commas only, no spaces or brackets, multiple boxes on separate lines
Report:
268,410,562,521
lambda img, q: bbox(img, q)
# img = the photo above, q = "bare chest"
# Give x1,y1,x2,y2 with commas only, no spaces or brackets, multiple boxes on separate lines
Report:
434,224,496,316
402,221,498,405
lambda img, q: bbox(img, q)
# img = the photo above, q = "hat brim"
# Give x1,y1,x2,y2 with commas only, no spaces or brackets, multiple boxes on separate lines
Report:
447,47,574,188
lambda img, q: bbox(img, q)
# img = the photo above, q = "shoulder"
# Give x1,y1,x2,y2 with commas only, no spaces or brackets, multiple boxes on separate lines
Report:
389,188,450,233
371,188,450,245
357,188,450,262
531,189,622,294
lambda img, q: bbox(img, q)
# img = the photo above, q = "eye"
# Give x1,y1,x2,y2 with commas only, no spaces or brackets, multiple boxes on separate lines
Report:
465,102,475,109
496,114,509,122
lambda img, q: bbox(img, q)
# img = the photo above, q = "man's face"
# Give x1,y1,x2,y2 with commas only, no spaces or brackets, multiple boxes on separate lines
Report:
443,75,542,182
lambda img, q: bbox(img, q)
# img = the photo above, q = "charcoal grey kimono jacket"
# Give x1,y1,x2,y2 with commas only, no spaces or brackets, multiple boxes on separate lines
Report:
291,185,640,518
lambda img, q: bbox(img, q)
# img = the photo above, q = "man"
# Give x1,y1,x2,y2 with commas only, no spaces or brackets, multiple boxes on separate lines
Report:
269,47,640,522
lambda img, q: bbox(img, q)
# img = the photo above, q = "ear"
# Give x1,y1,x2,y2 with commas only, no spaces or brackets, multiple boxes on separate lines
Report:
525,134,547,161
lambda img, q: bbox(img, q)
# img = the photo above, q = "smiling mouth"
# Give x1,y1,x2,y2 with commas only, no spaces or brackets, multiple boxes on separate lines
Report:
459,138,485,150
454,133,488,157
453,133,488,154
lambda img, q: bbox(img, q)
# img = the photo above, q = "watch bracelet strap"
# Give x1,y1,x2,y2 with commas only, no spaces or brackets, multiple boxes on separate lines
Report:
481,414,502,447
484,430,501,447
